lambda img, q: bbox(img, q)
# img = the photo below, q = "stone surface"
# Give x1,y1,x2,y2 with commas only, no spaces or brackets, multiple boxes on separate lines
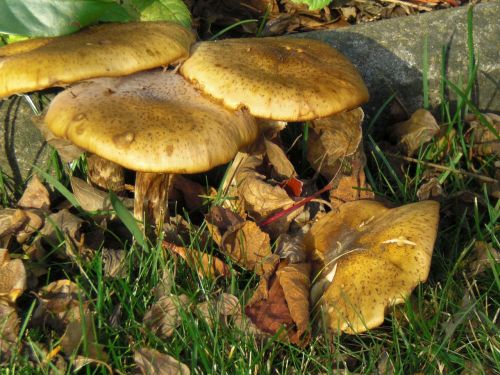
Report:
295,2,499,119
1,3,498,180
0,96,50,184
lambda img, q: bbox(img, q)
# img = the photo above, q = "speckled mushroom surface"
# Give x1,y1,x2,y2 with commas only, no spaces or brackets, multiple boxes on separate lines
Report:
180,37,369,121
0,22,195,98
43,70,258,173
306,200,440,334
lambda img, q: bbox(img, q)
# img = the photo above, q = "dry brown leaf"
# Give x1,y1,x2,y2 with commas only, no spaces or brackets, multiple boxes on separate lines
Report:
233,155,302,236
173,175,206,212
33,117,84,162
392,109,440,156
61,312,107,361
163,242,230,279
18,175,50,210
34,279,85,332
466,113,500,157
39,209,83,256
0,209,28,240
0,300,19,361
416,177,443,201
264,139,297,180
144,295,190,339
245,261,311,346
329,164,374,209
206,208,272,274
101,248,128,278
15,210,44,244
0,249,26,303
307,108,364,180
467,241,499,277
134,347,190,375
70,176,111,212
196,293,240,328
275,233,307,264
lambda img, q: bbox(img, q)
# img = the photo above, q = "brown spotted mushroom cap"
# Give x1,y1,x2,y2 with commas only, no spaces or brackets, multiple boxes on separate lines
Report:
306,200,439,334
180,37,369,121
43,70,258,173
0,22,195,98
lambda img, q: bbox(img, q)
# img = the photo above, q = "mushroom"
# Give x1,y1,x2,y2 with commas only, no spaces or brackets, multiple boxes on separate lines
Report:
180,37,369,121
305,200,439,333
0,21,195,98
42,70,258,232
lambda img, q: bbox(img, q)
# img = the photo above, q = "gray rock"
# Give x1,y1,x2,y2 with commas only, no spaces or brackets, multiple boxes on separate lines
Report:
295,2,499,121
0,96,50,185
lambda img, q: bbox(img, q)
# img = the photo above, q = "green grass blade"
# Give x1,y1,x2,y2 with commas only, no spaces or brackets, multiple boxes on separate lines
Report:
210,19,258,41
109,190,146,249
35,166,81,209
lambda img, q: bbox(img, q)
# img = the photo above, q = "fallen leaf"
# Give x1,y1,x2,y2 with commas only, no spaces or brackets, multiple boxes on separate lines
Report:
101,248,128,278
163,241,230,279
144,295,190,339
0,209,28,240
173,175,206,212
206,208,272,274
467,241,499,277
196,293,240,328
0,300,19,361
0,249,26,303
60,312,107,361
264,139,297,180
18,175,50,210
416,177,443,201
134,347,190,375
307,108,364,180
392,109,440,156
39,209,83,255
33,117,84,162
245,261,311,346
235,155,302,236
70,176,112,212
466,113,500,157
275,233,307,264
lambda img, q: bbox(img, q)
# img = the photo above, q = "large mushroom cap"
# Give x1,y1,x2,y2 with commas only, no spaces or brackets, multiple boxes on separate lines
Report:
306,200,440,333
180,37,369,121
0,22,195,98
43,70,258,173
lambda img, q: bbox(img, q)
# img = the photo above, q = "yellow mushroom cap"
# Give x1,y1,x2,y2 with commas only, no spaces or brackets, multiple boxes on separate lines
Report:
180,37,369,121
43,70,258,173
306,200,440,334
0,22,195,98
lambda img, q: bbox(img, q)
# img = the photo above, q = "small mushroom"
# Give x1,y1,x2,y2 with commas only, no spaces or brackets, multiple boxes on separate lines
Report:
0,22,195,98
180,37,369,121
305,200,440,333
43,70,258,231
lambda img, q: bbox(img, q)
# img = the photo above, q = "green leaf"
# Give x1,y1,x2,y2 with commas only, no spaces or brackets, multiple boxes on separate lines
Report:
290,0,332,11
124,0,191,27
0,0,132,37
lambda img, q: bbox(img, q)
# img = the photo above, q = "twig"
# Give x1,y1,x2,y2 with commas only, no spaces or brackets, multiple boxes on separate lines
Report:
387,153,498,183
378,0,433,11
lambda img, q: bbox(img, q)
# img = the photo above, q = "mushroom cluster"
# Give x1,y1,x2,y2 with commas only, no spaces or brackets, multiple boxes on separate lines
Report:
1,21,440,335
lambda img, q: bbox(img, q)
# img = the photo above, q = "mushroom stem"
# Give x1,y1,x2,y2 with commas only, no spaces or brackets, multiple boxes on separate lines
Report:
134,172,172,234
87,154,125,192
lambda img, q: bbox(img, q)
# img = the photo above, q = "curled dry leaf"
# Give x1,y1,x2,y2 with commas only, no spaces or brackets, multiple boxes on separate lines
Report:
15,210,44,244
466,113,500,157
275,233,307,264
18,175,50,211
467,241,499,277
264,139,297,180
70,176,112,212
0,300,19,360
235,155,302,236
206,207,272,275
416,177,443,201
34,279,86,332
245,261,311,346
163,241,229,279
0,209,28,240
101,248,128,278
134,347,190,375
33,117,84,163
0,249,26,303
392,109,440,156
307,108,364,181
306,200,440,333
39,209,83,257
144,295,190,339
196,293,240,328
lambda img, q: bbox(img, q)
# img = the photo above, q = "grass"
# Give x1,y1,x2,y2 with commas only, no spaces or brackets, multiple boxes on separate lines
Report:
1,5,498,374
